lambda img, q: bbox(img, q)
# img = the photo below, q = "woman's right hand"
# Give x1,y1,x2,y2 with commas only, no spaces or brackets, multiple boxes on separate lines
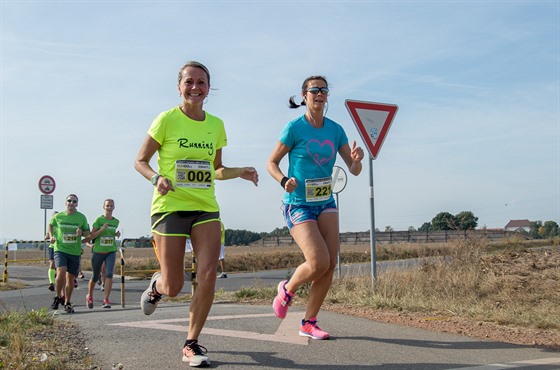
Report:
284,177,297,193
156,176,175,195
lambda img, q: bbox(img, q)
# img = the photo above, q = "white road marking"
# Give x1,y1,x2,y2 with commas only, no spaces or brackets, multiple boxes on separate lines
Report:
448,357,560,369
110,311,308,345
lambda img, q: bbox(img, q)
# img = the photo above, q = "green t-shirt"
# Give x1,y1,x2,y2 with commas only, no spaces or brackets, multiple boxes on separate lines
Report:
92,215,120,253
49,216,57,249
50,211,89,256
148,106,227,215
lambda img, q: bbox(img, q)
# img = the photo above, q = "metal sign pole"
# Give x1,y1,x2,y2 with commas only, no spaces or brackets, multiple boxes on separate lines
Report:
331,166,347,279
369,156,377,287
43,209,47,259
336,192,341,278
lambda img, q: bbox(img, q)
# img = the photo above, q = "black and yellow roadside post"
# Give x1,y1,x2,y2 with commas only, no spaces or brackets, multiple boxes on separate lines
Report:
2,242,8,283
119,247,125,308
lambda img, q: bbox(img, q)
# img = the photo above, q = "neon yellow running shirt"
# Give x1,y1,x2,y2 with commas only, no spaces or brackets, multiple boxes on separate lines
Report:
148,106,227,215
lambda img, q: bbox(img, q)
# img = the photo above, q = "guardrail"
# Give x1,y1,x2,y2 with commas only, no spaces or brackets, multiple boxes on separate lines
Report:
251,229,527,246
3,240,49,283
1,238,197,308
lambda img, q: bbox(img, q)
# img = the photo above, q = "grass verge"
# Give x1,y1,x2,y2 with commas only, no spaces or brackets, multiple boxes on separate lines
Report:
0,308,95,369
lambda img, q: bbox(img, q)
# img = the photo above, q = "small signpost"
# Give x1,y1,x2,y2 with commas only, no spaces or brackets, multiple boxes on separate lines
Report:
39,175,56,195
39,175,56,258
40,195,53,210
345,100,398,286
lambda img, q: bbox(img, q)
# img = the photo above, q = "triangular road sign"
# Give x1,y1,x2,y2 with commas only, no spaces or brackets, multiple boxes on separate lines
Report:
345,100,398,159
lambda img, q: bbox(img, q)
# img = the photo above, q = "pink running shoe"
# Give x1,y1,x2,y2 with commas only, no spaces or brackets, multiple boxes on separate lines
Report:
86,294,94,309
272,280,294,319
299,317,330,340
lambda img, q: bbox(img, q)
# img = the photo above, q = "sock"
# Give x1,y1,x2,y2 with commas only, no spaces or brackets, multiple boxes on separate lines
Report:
48,269,56,284
151,280,162,297
302,317,317,325
184,339,197,347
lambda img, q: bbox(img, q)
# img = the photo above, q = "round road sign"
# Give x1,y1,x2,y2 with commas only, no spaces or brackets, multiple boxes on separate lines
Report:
331,166,347,194
39,175,56,195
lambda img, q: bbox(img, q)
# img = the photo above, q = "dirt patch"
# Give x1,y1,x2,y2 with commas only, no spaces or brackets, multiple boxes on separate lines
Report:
323,305,559,350
324,248,560,351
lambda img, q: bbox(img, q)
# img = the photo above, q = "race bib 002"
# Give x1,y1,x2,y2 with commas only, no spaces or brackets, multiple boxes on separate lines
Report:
175,160,212,189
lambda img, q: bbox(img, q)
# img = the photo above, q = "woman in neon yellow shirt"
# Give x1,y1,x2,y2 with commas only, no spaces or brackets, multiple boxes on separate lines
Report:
135,60,258,368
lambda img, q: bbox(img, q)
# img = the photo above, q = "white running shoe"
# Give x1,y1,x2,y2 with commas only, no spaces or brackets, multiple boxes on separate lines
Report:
182,341,210,367
140,271,162,315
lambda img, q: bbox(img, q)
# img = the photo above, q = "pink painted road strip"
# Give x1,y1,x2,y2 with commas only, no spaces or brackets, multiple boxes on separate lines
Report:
273,312,308,345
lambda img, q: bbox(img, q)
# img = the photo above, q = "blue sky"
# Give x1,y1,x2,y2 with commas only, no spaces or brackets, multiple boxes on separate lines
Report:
1,1,559,242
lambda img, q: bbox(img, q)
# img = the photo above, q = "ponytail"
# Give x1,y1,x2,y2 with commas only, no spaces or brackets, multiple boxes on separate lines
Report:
288,95,306,109
288,75,328,109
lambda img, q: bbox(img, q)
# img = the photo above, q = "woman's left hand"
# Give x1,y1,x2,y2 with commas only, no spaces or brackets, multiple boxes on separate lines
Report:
240,167,259,186
350,141,364,163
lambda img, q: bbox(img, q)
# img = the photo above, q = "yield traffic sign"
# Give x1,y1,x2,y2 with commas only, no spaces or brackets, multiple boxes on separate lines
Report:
38,175,56,195
345,100,398,159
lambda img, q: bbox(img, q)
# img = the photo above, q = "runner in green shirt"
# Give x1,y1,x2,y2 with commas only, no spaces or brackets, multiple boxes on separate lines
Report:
86,199,120,309
48,194,90,313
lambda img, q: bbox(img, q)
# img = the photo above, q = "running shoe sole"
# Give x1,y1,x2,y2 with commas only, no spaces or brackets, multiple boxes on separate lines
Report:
182,349,210,367
272,280,292,319
182,357,210,367
298,330,330,340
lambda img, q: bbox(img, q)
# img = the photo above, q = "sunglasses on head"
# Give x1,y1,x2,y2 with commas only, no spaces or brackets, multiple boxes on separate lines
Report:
66,199,78,204
306,87,329,95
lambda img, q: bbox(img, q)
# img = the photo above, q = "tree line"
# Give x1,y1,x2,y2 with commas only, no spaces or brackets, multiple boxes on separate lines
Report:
408,211,558,240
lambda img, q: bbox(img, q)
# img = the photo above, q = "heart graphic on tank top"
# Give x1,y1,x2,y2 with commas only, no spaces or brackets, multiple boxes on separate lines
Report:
307,139,335,166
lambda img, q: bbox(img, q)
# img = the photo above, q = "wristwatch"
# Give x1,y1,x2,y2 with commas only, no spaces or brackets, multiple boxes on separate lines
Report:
150,173,161,186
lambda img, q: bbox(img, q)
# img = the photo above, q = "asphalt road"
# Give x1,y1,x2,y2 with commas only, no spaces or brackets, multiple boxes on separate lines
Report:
1,263,558,370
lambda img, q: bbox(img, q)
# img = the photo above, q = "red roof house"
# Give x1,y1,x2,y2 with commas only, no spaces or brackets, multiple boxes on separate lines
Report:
504,219,531,232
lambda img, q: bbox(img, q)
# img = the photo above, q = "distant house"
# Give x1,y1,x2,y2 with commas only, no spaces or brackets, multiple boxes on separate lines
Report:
504,219,531,232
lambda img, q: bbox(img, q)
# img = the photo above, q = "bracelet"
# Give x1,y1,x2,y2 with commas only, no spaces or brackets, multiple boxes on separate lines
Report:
280,176,289,189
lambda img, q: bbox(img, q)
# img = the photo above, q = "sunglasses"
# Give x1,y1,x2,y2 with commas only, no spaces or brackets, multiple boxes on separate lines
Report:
66,199,78,204
306,87,329,95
